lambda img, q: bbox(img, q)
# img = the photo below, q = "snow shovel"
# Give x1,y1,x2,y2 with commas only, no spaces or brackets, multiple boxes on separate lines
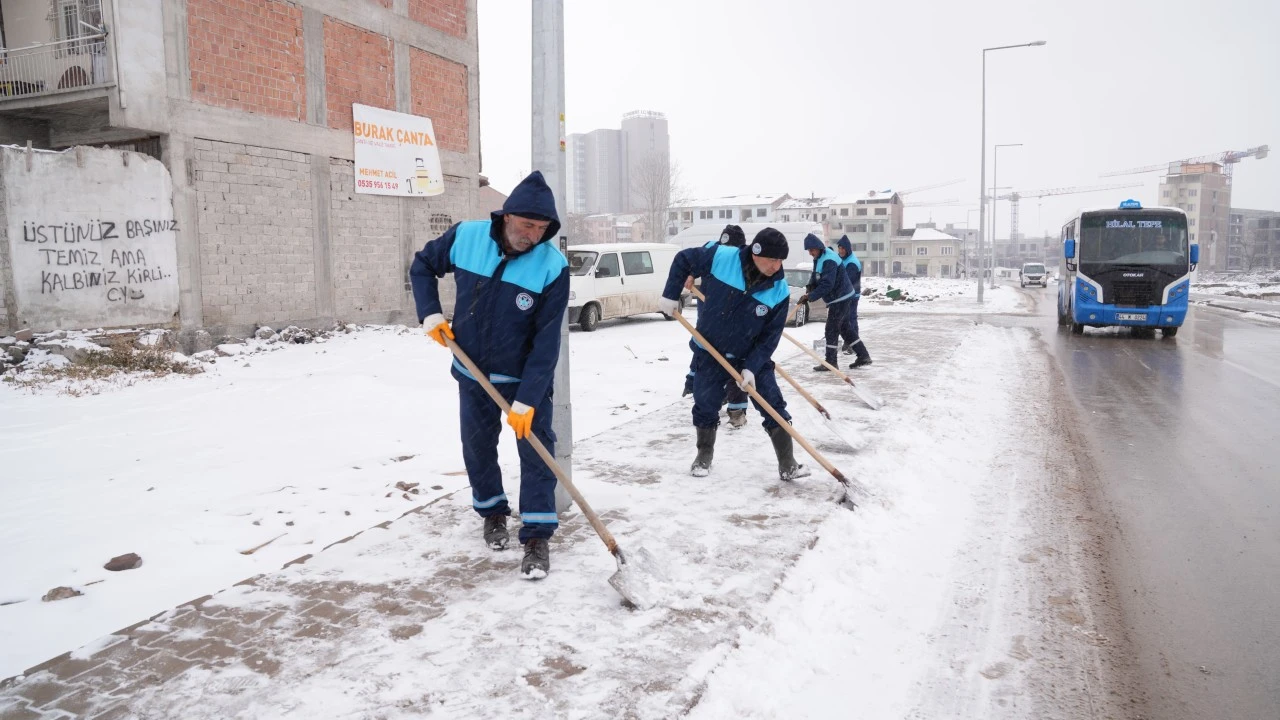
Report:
774,362,863,453
443,337,665,609
781,332,884,411
671,311,870,509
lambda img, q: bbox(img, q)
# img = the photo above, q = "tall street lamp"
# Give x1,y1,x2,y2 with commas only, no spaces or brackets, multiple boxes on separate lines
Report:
977,40,1046,304
991,143,1022,289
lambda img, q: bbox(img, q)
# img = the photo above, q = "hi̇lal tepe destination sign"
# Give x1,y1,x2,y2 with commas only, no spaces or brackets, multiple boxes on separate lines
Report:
351,104,445,197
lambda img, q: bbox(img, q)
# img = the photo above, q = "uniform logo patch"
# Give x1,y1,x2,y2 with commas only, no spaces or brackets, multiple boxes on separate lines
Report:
755,304,768,317
752,242,762,254
515,292,534,311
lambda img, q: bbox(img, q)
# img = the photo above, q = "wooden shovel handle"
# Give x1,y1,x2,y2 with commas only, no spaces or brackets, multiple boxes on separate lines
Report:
774,364,831,420
671,311,847,485
443,338,619,555
688,287,828,421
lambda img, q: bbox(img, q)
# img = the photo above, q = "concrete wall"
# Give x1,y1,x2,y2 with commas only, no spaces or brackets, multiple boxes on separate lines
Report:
0,166,10,332
2,0,480,336
329,158,401,317
0,145,179,332
113,0,173,137
192,139,316,329
0,0,48,49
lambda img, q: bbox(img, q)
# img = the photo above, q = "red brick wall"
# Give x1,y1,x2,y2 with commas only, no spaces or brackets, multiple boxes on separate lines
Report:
410,48,469,153
323,19,394,130
188,0,306,120
409,0,467,39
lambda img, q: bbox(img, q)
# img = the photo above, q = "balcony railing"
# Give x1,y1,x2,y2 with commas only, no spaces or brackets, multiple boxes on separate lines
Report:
0,34,112,100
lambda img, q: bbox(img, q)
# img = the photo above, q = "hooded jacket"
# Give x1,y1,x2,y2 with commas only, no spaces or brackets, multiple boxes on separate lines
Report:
410,171,569,408
662,245,791,378
803,234,854,305
837,235,863,296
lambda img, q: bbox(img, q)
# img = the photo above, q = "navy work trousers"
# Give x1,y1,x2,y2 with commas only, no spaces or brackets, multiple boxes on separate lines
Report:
838,297,871,362
458,378,558,542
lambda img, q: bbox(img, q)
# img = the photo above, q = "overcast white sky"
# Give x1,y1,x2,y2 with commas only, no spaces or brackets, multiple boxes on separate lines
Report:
478,0,1279,237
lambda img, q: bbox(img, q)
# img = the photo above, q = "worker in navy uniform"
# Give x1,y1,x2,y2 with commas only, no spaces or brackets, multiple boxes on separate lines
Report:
682,225,751,430
410,171,568,580
836,236,872,368
797,234,855,372
659,228,810,481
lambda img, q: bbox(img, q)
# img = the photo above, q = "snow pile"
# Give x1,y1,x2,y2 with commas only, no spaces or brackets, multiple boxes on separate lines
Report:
1191,277,1280,301
860,276,1027,314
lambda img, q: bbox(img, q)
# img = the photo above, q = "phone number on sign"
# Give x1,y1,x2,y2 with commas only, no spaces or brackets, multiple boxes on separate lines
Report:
357,179,399,190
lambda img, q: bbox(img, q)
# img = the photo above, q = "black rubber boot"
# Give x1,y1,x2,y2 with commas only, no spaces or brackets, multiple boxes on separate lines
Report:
812,364,830,372
769,425,810,481
691,425,717,476
850,357,873,369
521,538,550,579
483,514,509,550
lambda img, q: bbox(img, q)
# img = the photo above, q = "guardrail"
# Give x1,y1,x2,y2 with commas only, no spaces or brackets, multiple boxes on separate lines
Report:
0,35,112,100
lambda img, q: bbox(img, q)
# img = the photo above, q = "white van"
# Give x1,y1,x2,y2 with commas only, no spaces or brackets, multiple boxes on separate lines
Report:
566,243,680,331
672,221,824,270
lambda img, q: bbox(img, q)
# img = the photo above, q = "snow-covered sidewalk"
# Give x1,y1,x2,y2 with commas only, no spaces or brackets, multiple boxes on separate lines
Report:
1,309,1127,719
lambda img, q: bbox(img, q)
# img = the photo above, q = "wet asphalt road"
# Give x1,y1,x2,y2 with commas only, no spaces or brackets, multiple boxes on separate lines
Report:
1011,282,1280,719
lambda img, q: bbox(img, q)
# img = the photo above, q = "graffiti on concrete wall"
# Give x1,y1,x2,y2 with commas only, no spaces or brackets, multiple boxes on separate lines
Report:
2,146,180,330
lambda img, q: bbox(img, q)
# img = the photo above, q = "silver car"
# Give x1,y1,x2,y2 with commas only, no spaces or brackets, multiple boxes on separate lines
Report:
784,268,827,326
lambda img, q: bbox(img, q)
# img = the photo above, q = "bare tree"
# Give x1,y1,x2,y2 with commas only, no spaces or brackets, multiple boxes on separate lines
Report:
630,153,687,243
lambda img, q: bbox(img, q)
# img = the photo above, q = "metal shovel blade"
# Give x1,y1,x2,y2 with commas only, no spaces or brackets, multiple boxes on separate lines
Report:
847,381,884,411
607,545,667,610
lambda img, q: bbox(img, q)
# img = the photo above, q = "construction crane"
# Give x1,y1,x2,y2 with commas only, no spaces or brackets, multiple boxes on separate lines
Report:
995,183,1142,239
902,197,962,207
866,178,964,199
1101,145,1270,185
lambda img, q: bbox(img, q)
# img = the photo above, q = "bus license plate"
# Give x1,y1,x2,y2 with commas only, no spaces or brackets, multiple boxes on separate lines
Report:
1117,313,1147,321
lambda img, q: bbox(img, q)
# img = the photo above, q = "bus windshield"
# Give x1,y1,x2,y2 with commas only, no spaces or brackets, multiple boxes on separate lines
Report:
1080,213,1188,266
567,251,597,276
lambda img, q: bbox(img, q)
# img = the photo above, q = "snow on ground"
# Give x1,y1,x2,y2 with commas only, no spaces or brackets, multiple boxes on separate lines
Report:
0,295,1118,719
0,317,717,678
859,276,1027,315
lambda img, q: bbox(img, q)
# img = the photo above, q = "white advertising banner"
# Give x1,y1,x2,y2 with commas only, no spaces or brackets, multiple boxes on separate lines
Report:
352,103,445,197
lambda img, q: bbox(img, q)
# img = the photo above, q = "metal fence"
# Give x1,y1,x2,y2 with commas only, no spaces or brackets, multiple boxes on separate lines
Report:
0,34,112,100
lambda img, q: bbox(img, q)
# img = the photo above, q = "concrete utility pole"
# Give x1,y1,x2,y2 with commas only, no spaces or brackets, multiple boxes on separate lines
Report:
977,40,1045,303
992,143,1022,289
532,0,573,513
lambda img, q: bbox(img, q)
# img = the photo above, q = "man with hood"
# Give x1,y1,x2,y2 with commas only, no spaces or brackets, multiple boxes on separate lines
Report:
410,171,568,580
658,228,810,481
836,236,873,368
798,234,856,371
682,225,750,429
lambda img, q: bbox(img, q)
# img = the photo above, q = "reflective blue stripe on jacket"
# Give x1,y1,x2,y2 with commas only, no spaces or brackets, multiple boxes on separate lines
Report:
842,253,863,296
662,245,790,377
808,248,854,305
409,221,569,407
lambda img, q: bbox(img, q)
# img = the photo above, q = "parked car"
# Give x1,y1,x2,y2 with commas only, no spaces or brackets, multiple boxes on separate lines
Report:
1020,262,1048,288
784,267,827,327
889,271,916,279
567,243,681,331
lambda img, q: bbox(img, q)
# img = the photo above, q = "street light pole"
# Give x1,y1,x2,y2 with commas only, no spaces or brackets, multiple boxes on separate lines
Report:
991,143,1022,289
977,40,1046,303
532,0,573,512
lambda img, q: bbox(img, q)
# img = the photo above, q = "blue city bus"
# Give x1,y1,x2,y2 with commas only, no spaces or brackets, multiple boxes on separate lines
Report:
1058,199,1200,338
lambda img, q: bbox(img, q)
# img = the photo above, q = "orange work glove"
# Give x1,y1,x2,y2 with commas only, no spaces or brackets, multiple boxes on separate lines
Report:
422,313,454,347
507,401,534,440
